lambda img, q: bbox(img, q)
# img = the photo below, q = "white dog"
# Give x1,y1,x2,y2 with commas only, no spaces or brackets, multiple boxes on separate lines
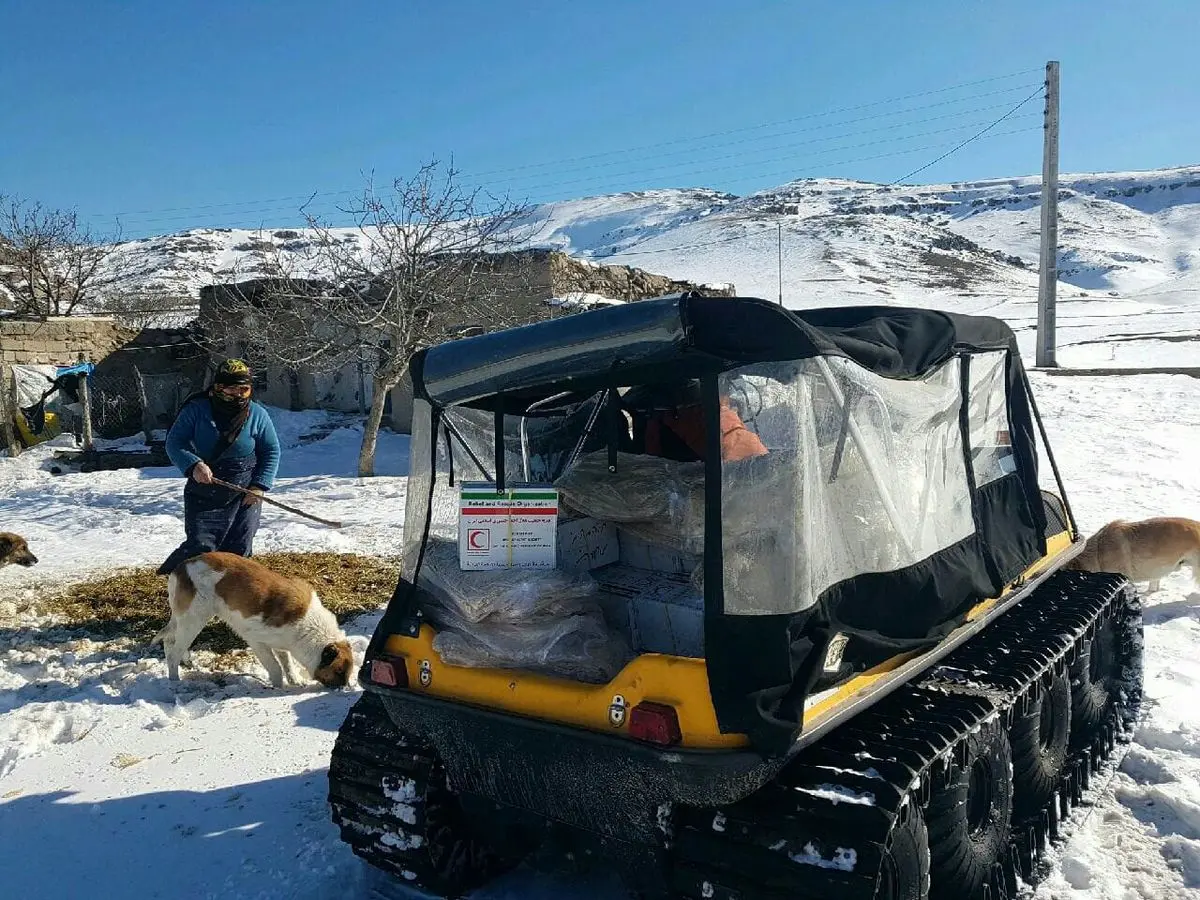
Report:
154,551,355,688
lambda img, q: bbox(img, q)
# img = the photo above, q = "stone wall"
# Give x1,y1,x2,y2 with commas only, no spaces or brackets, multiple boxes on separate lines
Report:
445,249,734,320
196,251,738,432
90,328,212,438
549,253,735,301
0,316,135,452
0,318,209,442
196,253,733,344
0,316,133,366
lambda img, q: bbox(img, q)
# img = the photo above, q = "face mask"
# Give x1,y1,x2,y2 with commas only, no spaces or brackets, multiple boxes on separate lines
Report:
211,388,250,417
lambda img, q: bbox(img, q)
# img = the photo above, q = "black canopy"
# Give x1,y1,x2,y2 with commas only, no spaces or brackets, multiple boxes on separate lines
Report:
404,295,1053,755
412,295,1019,410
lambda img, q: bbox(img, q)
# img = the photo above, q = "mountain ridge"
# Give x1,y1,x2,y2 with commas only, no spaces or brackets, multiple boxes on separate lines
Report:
82,163,1200,365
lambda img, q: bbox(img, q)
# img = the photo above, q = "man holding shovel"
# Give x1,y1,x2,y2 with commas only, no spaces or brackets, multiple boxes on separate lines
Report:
157,358,281,576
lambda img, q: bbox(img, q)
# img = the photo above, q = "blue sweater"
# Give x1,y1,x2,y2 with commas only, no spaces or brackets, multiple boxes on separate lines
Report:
166,398,282,490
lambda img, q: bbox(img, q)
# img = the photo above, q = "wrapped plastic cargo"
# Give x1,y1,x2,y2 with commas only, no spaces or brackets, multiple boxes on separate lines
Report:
418,538,633,683
555,447,798,575
554,450,705,553
429,610,631,684
418,538,598,623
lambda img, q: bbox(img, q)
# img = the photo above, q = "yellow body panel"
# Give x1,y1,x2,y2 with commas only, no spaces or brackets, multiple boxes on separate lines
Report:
382,523,1077,750
965,529,1075,623
384,627,749,749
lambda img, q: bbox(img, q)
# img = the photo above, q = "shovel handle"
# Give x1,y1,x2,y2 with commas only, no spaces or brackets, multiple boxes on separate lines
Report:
210,477,344,529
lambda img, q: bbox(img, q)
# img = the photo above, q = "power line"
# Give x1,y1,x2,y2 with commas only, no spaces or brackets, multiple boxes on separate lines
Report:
103,112,1041,231
602,98,1039,165
107,90,1040,229
85,70,1044,225
582,126,1040,261
464,85,1043,180
88,77,1039,221
97,93,1040,229
462,115,1044,203
880,86,1046,188
97,116,1044,301
392,124,1036,232
481,107,1043,190
463,70,1043,178
133,121,1036,238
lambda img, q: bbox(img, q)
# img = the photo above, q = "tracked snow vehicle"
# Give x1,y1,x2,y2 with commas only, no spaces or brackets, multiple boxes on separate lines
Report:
329,295,1142,899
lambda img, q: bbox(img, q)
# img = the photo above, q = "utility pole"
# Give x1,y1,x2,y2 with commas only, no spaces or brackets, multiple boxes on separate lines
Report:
777,223,783,306
1036,60,1060,368
0,364,20,458
78,366,94,451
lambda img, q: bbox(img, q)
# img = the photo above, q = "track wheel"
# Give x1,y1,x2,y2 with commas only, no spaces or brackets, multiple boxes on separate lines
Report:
875,797,931,900
1069,617,1118,749
926,718,1013,900
420,759,512,896
328,693,514,898
1009,671,1072,820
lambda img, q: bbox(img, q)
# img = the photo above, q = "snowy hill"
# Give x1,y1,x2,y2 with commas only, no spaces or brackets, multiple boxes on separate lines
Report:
102,164,1200,365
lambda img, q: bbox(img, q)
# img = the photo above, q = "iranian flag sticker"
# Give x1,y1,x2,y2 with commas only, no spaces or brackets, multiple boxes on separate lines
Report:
458,483,559,570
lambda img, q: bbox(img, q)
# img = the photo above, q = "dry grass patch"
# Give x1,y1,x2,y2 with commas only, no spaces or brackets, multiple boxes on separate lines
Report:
41,552,398,652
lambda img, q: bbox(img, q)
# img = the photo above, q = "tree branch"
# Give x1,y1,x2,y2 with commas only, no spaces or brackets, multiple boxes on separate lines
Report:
208,159,539,474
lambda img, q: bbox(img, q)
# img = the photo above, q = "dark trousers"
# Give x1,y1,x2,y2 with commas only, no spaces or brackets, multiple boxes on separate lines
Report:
157,455,262,575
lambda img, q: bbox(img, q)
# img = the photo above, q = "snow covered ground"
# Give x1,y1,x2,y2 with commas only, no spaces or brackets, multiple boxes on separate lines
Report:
5,161,1200,896
1019,373,1200,899
2,375,1199,899
0,413,411,899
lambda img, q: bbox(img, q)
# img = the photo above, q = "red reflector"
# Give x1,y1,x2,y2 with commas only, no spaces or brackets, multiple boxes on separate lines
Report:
369,659,405,688
629,701,682,747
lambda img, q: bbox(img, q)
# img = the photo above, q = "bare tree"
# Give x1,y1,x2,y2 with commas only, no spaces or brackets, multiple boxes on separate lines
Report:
206,160,540,476
0,197,122,317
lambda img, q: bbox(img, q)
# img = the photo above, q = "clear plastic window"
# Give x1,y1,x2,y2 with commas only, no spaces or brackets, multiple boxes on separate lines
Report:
402,400,516,582
400,393,637,681
401,398,435,581
966,351,1017,488
720,355,974,615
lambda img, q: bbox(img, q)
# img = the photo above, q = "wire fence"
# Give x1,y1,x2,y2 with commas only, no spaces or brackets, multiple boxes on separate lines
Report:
89,370,204,440
88,373,141,438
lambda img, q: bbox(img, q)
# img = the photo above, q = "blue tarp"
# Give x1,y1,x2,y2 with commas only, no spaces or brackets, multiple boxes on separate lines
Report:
55,362,95,379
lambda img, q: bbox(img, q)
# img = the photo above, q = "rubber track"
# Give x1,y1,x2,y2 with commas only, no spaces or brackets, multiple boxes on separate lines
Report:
668,571,1143,900
327,572,1141,899
327,692,451,889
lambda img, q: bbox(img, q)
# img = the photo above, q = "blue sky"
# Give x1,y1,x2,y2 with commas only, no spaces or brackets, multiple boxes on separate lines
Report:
1,0,1195,237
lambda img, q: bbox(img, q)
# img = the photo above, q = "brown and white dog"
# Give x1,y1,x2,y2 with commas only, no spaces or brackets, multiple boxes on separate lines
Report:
154,551,355,688
0,532,38,568
1067,516,1200,592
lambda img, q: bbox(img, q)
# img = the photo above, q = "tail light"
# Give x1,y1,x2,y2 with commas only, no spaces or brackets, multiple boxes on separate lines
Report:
629,701,682,747
369,657,408,688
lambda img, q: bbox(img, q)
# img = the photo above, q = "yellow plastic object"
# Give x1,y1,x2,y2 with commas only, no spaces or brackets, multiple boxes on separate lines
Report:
15,410,61,447
383,626,749,750
381,519,1077,750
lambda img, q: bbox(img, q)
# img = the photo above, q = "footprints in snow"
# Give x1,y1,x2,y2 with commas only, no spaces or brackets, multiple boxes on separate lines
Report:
1112,724,1200,885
